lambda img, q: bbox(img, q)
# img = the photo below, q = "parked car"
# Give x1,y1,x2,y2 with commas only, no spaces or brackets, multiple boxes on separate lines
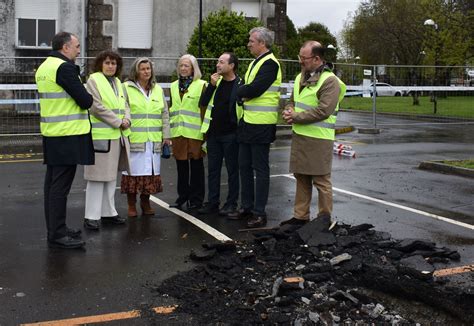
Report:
368,82,405,96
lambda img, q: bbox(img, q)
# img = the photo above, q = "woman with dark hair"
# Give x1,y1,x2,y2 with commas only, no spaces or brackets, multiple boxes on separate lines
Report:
83,50,131,230
121,57,171,217
168,54,207,210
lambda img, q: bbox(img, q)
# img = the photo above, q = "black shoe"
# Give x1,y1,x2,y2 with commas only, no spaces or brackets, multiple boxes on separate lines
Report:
247,215,267,228
169,202,183,209
219,204,239,219
198,203,219,214
66,227,82,238
101,215,126,225
84,218,100,230
187,203,202,210
48,236,85,249
238,208,253,219
279,217,309,226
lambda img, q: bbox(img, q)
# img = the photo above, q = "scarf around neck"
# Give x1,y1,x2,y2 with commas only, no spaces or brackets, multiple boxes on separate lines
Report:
178,76,193,93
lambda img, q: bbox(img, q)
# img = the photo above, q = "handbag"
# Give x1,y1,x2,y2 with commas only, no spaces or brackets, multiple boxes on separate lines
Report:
161,143,171,159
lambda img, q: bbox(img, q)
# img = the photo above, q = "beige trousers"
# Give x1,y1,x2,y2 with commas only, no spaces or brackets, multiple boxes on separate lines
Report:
293,173,332,220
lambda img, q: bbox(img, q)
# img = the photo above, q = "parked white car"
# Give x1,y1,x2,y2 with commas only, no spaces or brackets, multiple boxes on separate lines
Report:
369,82,405,96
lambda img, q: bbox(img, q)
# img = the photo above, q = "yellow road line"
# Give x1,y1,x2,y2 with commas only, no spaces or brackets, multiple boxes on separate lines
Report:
21,305,177,325
433,264,474,277
0,159,42,163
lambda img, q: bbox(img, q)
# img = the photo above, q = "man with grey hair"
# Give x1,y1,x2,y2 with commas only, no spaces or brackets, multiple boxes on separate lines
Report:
236,26,282,228
36,31,94,249
281,40,346,226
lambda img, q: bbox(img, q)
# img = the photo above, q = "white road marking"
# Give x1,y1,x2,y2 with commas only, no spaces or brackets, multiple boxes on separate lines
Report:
148,195,232,242
279,174,474,231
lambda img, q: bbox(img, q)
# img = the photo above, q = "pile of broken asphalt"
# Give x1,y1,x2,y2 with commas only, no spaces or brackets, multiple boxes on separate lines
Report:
147,218,473,325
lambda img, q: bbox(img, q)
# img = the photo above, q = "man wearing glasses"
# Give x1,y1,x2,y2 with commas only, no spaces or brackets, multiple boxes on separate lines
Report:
281,41,346,226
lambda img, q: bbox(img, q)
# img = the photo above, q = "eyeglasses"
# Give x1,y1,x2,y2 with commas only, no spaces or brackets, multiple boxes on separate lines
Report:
298,55,315,61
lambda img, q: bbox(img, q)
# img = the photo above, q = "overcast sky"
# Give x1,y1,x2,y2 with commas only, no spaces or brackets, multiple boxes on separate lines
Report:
287,0,362,36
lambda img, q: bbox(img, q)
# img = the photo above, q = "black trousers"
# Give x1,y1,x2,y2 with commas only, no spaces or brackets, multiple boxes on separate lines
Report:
44,165,77,241
175,158,205,206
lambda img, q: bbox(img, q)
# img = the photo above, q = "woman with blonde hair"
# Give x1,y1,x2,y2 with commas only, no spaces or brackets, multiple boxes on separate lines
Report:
168,54,207,210
121,57,171,217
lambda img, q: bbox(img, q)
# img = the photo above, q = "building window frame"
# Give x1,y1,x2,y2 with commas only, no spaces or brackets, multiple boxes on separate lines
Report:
16,18,57,49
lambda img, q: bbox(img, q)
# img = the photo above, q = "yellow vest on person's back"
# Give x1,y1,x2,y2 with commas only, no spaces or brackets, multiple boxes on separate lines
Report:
200,77,243,133
35,56,90,137
88,72,130,140
125,82,164,143
292,71,346,141
242,53,282,124
169,79,206,140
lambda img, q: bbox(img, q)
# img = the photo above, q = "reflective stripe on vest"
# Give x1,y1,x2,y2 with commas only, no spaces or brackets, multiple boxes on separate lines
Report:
242,53,282,124
89,72,128,140
35,56,90,137
169,79,206,140
200,77,243,133
292,71,347,140
125,82,165,144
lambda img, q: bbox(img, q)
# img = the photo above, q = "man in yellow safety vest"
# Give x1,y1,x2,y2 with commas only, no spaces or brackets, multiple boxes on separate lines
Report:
236,27,282,228
35,32,94,249
281,41,346,226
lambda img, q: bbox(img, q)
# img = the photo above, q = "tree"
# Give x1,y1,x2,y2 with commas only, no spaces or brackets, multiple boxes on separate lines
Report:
283,15,301,59
342,0,473,66
186,9,262,78
298,22,338,63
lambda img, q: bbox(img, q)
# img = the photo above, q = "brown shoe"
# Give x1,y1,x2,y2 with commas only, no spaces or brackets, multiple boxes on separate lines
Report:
279,217,309,226
140,194,155,216
127,193,138,218
247,215,267,228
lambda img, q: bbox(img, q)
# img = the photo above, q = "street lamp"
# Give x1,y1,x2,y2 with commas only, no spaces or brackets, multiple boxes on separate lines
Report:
424,18,439,114
198,0,203,60
352,56,360,85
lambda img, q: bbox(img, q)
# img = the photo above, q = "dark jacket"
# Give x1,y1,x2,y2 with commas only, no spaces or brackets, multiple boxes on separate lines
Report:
42,51,94,166
236,51,278,144
199,76,241,137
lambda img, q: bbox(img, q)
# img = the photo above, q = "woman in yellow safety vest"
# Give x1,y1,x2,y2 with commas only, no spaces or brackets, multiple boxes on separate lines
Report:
83,50,131,231
168,54,207,210
121,57,171,217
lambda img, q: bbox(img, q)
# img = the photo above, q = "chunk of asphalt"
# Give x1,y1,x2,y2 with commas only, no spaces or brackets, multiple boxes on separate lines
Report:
331,290,360,305
395,239,436,253
337,235,362,248
190,248,217,261
297,217,336,247
261,238,277,253
202,241,237,252
347,223,374,235
398,255,434,280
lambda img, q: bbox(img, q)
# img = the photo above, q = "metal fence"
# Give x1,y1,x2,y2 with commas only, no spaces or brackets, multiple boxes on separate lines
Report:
0,57,473,136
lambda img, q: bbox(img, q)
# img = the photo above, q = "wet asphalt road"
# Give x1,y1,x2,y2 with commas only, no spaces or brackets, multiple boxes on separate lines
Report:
0,111,473,324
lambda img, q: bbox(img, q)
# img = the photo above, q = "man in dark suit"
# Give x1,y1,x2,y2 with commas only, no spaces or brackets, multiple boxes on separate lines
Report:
35,32,94,249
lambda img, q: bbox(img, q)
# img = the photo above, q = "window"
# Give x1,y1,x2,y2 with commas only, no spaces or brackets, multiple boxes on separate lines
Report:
15,0,58,48
231,0,260,19
18,19,56,47
118,0,153,49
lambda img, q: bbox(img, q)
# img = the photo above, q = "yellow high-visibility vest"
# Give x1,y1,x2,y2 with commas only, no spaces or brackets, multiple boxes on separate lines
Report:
201,77,243,133
169,79,206,140
88,72,130,140
292,71,346,140
125,82,164,143
242,53,282,124
35,56,90,137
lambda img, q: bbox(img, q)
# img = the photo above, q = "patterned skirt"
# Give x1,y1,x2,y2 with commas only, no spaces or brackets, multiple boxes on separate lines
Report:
120,175,163,195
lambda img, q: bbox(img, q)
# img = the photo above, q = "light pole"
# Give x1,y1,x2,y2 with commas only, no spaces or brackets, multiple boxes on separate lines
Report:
352,56,360,86
424,18,439,114
198,0,203,60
